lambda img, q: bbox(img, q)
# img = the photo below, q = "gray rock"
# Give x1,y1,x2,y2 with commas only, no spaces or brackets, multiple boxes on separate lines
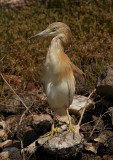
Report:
96,65,113,98
0,147,20,160
32,114,52,136
0,140,21,149
94,130,113,155
32,114,52,125
69,95,94,115
36,130,84,159
0,120,8,141
0,95,37,114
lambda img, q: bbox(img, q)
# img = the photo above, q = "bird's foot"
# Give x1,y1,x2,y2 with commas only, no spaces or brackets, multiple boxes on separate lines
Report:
40,124,58,139
64,124,75,135
65,108,75,135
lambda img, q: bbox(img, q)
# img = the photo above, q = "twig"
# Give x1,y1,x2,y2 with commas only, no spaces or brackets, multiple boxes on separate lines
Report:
89,114,102,138
89,103,104,138
81,119,97,126
16,101,34,160
16,108,28,160
89,107,113,138
17,101,34,140
74,89,96,135
0,56,6,62
0,73,32,115
78,88,96,126
80,97,104,127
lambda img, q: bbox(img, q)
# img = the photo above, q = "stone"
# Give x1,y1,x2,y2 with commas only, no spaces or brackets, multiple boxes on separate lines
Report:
0,140,20,148
32,114,52,125
94,130,113,155
0,120,7,130
0,120,8,141
84,142,99,154
32,114,52,136
21,140,37,155
0,140,11,148
36,130,84,159
0,95,37,114
96,65,113,99
0,95,22,114
0,147,20,160
69,95,94,115
23,127,39,147
5,115,20,138
0,130,7,141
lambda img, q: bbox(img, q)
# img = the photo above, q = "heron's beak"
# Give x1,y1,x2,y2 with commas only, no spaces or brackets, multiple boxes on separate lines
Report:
29,29,50,40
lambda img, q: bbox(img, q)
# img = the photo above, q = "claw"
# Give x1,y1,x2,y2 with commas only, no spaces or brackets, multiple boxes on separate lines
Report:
40,124,58,138
65,108,75,134
40,114,58,139
65,123,75,135
41,126,57,138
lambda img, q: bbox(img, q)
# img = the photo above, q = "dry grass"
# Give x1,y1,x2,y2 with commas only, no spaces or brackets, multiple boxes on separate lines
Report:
0,0,113,93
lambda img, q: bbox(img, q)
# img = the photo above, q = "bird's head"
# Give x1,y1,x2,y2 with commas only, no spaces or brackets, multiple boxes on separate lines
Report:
29,22,72,41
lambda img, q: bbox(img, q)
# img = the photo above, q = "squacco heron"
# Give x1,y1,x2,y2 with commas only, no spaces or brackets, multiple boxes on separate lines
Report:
29,22,84,137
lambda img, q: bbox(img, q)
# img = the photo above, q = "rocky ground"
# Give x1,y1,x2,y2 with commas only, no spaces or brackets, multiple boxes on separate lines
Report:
0,65,113,160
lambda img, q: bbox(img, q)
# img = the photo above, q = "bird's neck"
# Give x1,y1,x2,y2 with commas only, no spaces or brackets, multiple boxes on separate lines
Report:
48,33,70,55
45,35,66,74
53,33,70,48
49,35,64,54
46,35,65,65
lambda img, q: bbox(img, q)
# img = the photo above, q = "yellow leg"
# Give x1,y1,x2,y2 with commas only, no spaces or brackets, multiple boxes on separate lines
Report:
65,108,75,134
40,113,58,138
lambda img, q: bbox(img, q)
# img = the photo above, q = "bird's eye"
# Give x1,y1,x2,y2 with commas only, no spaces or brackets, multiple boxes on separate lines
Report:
52,27,56,32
